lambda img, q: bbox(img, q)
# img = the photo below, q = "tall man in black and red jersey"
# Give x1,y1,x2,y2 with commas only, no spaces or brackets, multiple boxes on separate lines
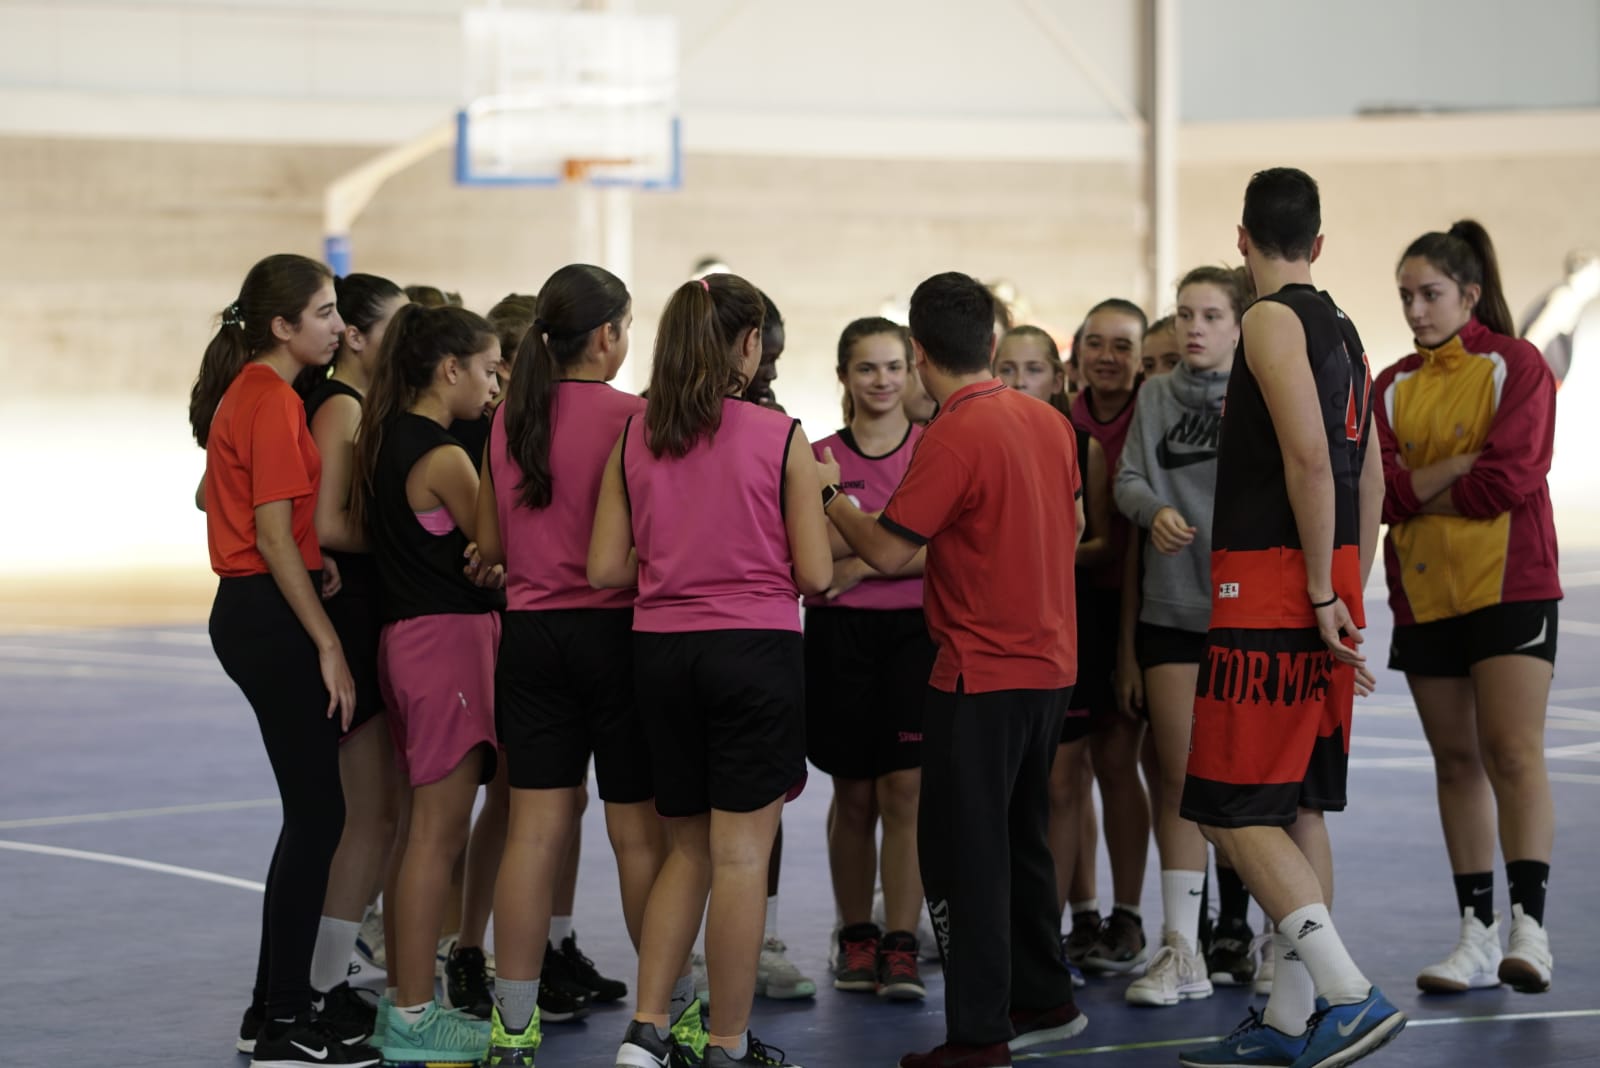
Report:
1176,169,1403,1068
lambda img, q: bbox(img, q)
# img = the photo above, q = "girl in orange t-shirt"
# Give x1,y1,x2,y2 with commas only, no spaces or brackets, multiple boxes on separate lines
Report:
189,253,374,1067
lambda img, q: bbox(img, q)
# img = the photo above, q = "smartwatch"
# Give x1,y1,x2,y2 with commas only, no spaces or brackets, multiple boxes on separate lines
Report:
821,484,845,510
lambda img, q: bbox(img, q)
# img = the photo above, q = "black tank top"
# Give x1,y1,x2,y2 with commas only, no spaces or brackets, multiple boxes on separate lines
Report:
368,412,502,621
302,378,380,598
1211,285,1372,627
448,413,492,472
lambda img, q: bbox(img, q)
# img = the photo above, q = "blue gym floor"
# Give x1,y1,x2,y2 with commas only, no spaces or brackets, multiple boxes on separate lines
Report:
4,558,1600,1068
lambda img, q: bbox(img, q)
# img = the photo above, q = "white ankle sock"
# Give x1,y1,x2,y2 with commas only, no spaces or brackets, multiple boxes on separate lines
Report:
398,1001,431,1022
549,916,573,945
1263,931,1316,1035
1069,898,1100,918
309,916,361,994
765,894,780,939
1161,870,1207,950
1281,903,1369,1005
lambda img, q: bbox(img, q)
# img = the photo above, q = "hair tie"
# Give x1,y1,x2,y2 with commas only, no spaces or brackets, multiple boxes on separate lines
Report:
699,278,710,292
222,302,245,329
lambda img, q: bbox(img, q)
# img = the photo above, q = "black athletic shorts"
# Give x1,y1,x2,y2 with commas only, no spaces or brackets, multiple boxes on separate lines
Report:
805,607,935,780
635,629,806,818
496,609,653,803
1063,586,1119,742
1136,622,1207,670
324,552,385,739
1389,600,1559,677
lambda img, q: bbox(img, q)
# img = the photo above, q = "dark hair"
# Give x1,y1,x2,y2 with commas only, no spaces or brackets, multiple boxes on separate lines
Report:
1241,167,1321,261
760,291,786,358
350,304,496,532
1398,220,1515,337
645,273,765,458
1085,297,1149,335
404,284,461,309
502,266,629,509
487,293,538,373
836,316,911,422
1176,265,1249,321
189,253,332,447
294,272,406,397
908,272,996,375
998,325,1071,415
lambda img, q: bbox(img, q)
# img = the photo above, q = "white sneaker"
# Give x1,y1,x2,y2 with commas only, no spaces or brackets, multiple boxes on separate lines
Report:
755,937,817,999
1249,931,1275,995
1499,904,1553,992
1125,931,1213,1006
1417,910,1502,993
355,909,387,971
873,888,940,963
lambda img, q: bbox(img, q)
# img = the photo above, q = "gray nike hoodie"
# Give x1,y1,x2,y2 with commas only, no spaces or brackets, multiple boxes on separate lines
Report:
1113,362,1231,633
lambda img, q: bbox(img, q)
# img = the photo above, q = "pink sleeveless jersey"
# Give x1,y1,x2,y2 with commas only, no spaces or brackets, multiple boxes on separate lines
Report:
807,424,925,611
624,398,802,633
490,382,645,611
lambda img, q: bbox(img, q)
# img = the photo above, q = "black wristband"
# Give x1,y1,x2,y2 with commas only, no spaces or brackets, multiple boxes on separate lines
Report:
1310,593,1339,609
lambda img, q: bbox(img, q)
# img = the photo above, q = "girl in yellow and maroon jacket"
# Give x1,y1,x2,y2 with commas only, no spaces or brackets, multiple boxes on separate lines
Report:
1375,219,1561,998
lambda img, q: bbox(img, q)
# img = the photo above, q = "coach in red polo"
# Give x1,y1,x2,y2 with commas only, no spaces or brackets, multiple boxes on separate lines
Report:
818,271,1087,1068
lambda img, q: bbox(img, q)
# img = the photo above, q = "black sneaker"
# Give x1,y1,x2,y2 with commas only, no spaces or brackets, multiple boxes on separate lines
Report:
1205,916,1257,987
833,922,880,992
704,1033,798,1066
444,944,494,1020
1061,911,1100,966
617,1018,697,1068
557,932,628,1003
312,981,377,1046
1082,908,1147,974
536,965,591,1024
251,1016,380,1067
237,1002,265,1054
877,930,925,1001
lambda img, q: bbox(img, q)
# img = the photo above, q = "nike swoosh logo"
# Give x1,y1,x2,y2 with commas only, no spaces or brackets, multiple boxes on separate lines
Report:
1187,889,1204,896
290,1040,330,1061
1156,437,1218,470
1472,887,1491,896
1236,1045,1266,1055
1337,1000,1376,1037
1514,618,1548,650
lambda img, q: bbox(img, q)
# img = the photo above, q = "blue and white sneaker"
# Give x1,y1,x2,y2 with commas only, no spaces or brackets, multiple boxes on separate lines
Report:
1290,988,1405,1068
1179,1008,1307,1067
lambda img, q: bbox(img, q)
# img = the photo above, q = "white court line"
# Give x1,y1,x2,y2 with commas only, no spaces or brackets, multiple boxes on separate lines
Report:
0,661,235,686
1031,1007,1600,1059
1561,619,1600,637
0,839,263,892
0,798,277,831
0,644,216,670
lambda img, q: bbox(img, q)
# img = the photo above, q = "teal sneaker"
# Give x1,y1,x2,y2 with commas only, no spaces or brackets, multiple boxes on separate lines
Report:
670,998,709,1065
373,997,390,1052
380,1000,489,1066
486,1005,539,1066
1179,1008,1308,1067
1289,988,1405,1068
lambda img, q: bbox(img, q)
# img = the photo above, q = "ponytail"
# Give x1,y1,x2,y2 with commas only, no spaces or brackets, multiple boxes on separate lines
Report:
645,273,765,458
1399,219,1514,337
503,265,629,509
189,253,331,446
350,303,495,533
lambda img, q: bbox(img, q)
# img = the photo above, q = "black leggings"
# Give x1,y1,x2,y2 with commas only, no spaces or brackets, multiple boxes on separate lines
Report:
211,574,346,1019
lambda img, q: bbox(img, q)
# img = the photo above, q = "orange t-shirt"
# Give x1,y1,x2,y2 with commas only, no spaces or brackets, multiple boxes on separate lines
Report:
205,363,323,577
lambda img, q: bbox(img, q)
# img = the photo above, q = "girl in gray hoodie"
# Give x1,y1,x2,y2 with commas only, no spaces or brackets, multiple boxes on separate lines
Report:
1113,265,1247,1009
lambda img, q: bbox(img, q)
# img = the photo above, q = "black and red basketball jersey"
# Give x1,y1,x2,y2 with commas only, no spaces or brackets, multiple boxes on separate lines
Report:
1210,284,1372,630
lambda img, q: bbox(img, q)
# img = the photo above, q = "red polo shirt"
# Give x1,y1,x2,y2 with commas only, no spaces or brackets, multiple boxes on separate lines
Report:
880,379,1081,694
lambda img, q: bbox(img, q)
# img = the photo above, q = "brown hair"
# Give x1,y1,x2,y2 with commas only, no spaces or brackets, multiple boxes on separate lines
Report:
644,273,765,458
1176,265,1250,322
1398,220,1514,337
999,324,1072,415
836,316,911,423
503,267,629,509
350,304,496,533
189,253,332,447
487,293,537,373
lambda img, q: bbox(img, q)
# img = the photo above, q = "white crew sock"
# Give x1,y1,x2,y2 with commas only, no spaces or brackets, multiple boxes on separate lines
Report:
1161,870,1208,950
309,916,362,994
1281,903,1370,1005
1262,931,1316,1035
765,894,780,939
1069,898,1100,918
549,915,573,946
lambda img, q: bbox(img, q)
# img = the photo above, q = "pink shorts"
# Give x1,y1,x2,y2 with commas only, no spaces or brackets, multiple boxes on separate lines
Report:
379,612,501,788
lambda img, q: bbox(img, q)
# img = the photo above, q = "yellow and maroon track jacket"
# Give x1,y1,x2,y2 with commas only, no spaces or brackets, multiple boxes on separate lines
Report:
1374,317,1561,627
